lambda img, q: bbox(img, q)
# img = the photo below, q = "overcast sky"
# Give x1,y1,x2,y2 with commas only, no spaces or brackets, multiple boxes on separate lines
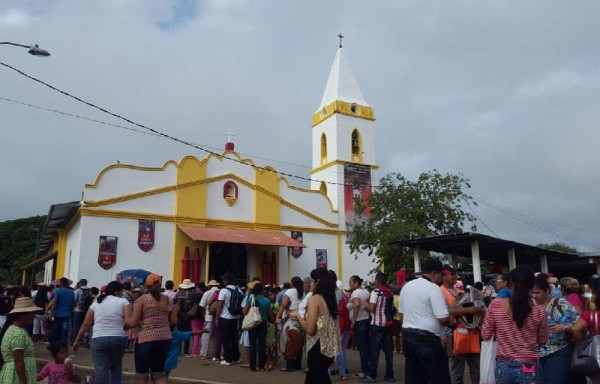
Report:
1,1,599,252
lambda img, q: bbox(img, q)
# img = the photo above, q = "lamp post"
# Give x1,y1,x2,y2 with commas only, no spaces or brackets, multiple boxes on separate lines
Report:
0,42,50,57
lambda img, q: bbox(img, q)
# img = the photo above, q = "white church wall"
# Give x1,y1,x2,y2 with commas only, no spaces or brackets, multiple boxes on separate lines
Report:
63,218,82,281
287,233,338,280
98,191,176,215
206,154,255,182
205,180,254,222
74,216,175,288
279,184,338,224
84,163,177,201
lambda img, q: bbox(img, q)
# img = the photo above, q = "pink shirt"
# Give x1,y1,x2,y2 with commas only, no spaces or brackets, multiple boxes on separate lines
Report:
37,361,69,384
566,293,584,310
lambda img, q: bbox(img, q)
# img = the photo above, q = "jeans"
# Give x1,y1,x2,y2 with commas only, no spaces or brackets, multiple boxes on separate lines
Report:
540,344,572,384
71,311,86,343
92,336,128,384
495,359,541,384
353,319,371,375
368,325,394,380
336,330,350,376
51,316,70,344
220,317,240,363
402,328,451,384
177,318,191,355
305,340,334,384
249,320,267,370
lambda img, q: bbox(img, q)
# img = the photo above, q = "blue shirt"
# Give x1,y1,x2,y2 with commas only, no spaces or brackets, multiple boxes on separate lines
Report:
166,331,192,371
276,289,287,305
53,288,74,317
497,288,512,299
247,295,271,321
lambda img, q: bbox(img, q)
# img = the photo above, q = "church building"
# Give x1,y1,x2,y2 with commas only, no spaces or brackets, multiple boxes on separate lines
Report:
22,44,380,288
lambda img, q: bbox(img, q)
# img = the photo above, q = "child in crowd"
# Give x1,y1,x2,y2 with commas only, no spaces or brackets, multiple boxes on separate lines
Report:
37,341,79,384
165,326,208,377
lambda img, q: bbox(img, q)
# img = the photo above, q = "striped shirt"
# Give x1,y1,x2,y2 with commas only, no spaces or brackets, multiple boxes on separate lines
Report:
482,298,548,361
369,286,389,327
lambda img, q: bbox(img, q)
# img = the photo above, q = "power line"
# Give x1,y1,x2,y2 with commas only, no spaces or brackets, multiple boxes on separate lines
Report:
0,61,351,187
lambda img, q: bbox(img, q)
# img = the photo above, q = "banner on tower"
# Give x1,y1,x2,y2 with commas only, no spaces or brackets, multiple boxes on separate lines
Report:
344,164,372,243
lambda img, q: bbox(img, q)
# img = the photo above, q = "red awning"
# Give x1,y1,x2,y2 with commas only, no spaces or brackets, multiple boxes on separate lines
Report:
178,225,306,248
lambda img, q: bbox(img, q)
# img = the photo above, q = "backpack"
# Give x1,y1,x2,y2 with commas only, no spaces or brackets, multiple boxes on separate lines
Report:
375,288,396,326
77,288,91,312
226,287,244,316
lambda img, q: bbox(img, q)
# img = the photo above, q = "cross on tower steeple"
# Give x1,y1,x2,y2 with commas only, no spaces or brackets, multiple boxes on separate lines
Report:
338,33,344,48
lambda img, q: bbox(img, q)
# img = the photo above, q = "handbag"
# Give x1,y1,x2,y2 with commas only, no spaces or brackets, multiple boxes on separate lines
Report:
571,310,600,375
241,296,263,330
479,339,497,384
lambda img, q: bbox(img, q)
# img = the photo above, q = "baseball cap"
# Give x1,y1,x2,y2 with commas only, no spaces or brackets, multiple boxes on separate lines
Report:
145,273,161,287
441,264,457,276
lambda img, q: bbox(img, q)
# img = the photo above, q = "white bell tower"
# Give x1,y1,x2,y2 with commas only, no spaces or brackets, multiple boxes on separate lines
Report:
311,39,377,222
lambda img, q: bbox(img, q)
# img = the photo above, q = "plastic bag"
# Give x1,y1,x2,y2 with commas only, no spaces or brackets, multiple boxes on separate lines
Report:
480,339,497,384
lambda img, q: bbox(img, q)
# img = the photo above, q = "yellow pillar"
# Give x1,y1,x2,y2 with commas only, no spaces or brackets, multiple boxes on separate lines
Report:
204,243,211,284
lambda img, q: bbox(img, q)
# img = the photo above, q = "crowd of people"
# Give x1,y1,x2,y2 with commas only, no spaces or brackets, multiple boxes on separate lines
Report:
1,263,600,383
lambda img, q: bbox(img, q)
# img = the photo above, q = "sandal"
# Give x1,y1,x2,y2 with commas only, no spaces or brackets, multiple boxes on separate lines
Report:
240,363,250,368
340,376,350,381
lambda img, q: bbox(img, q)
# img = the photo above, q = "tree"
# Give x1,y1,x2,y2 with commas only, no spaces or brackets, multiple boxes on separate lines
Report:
536,242,578,254
349,170,477,277
0,215,46,284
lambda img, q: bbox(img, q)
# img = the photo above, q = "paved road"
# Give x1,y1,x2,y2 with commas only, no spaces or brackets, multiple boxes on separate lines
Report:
34,340,412,383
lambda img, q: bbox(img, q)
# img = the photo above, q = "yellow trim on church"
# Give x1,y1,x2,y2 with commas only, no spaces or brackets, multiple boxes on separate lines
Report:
85,161,178,189
309,160,380,175
312,100,375,127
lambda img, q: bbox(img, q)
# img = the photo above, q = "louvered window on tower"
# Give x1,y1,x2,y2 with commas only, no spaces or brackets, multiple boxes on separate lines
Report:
351,130,362,162
321,133,328,165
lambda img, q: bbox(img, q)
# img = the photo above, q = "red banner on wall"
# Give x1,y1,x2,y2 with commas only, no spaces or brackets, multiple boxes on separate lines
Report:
98,236,118,270
138,220,155,252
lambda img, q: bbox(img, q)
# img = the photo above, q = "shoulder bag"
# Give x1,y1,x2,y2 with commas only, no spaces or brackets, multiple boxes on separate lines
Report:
571,310,600,375
241,296,263,330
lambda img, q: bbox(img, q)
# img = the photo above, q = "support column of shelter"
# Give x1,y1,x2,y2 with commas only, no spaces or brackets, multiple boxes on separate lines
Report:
540,254,548,273
508,248,516,271
471,240,482,283
413,246,421,273
204,244,210,284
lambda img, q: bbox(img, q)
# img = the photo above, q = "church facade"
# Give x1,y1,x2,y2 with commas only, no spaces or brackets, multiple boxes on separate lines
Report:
23,46,380,288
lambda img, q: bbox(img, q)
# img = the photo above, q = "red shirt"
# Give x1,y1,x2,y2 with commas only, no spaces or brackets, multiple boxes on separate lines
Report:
482,298,548,361
580,310,600,335
396,270,407,287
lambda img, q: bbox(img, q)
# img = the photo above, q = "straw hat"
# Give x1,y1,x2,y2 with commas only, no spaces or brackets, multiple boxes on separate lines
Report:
247,280,259,290
179,279,195,290
133,288,143,293
37,282,48,287
207,280,219,287
9,297,42,314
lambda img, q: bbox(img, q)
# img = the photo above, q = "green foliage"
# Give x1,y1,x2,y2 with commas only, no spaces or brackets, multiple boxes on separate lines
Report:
349,170,477,277
536,242,578,254
0,216,46,284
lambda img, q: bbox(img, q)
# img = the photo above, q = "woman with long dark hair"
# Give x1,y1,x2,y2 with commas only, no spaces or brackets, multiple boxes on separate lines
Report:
482,266,548,383
125,274,177,384
290,268,340,384
0,297,42,384
531,273,579,384
73,281,132,384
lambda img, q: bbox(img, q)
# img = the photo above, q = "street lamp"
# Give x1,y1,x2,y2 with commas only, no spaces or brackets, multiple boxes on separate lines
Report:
0,42,50,57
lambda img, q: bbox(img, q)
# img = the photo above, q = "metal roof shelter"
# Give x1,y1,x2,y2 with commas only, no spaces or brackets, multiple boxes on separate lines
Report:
390,233,583,283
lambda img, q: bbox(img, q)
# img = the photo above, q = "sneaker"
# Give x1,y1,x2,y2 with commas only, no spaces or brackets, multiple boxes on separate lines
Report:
211,357,219,362
220,361,232,366
359,376,376,383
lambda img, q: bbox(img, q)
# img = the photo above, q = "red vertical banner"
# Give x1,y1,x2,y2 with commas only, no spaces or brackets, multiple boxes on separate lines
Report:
290,231,303,258
316,249,327,269
138,220,155,252
98,236,118,270
344,164,372,243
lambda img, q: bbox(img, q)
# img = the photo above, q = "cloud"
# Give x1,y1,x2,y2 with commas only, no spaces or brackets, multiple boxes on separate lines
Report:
0,9,30,27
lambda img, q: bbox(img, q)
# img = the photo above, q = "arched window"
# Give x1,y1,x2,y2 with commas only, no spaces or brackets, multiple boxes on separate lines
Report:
320,133,328,165
351,129,362,162
223,181,239,206
319,181,327,195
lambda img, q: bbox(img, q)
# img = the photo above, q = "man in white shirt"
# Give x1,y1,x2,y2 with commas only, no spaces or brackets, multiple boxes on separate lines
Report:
399,259,454,384
199,280,220,359
216,274,242,365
